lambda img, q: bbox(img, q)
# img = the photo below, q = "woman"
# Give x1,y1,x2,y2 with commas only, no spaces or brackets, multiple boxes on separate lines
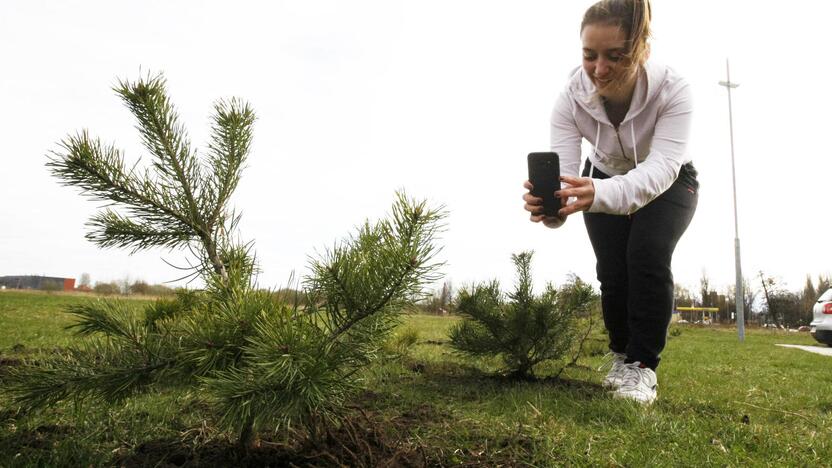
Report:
522,0,697,404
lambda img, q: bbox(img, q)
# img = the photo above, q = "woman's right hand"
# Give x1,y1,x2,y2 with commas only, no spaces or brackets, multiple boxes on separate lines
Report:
523,180,566,228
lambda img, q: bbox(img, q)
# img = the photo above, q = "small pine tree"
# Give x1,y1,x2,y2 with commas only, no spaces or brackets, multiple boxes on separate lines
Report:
448,251,596,379
4,73,445,449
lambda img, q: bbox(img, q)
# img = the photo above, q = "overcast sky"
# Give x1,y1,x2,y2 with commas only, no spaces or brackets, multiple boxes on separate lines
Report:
1,0,830,298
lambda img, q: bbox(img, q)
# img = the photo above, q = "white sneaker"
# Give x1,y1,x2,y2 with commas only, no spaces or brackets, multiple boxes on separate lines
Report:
598,351,627,389
612,362,657,405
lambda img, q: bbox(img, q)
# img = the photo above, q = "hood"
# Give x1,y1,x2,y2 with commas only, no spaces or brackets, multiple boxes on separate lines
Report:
567,61,669,126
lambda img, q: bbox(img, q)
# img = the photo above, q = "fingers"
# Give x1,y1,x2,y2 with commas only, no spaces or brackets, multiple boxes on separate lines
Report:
559,175,585,186
522,192,542,204
525,203,543,215
555,176,595,217
522,181,542,205
522,181,543,213
558,200,588,217
557,191,593,216
524,179,564,222
555,176,588,198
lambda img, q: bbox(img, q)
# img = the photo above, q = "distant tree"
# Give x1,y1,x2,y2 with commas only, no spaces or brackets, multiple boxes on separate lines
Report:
801,275,817,324
79,273,91,288
145,283,175,296
699,270,711,307
726,278,758,325
769,291,803,328
422,280,454,314
758,271,778,326
92,281,119,295
742,277,758,321
118,276,131,295
439,280,453,312
129,280,151,295
673,283,694,308
758,272,806,327
449,252,597,379
818,274,832,296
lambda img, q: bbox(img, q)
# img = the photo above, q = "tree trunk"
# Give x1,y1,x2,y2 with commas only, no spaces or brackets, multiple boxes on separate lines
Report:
238,415,256,452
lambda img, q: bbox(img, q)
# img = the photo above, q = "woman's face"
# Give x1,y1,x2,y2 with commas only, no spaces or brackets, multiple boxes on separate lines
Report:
581,23,632,98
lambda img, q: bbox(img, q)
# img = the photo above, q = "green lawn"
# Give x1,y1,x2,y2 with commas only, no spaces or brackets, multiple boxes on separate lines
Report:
1,290,830,466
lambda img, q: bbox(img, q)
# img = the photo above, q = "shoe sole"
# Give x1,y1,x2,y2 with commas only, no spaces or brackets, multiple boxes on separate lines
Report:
610,390,656,405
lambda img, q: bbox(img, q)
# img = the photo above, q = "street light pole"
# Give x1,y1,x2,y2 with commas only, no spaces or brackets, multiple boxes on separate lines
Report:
718,58,745,342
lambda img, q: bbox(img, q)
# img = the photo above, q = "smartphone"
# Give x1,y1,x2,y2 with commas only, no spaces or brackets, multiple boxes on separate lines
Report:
527,152,561,216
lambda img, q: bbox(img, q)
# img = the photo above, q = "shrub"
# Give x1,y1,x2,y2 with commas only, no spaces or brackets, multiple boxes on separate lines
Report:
449,252,597,379
384,327,421,359
92,282,120,295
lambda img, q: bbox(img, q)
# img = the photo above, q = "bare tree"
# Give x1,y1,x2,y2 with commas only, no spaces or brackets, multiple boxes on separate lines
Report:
742,276,758,324
699,270,711,307
79,273,91,288
758,271,777,326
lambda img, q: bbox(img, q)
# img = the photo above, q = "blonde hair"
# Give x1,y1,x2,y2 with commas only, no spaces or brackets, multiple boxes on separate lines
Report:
581,0,652,80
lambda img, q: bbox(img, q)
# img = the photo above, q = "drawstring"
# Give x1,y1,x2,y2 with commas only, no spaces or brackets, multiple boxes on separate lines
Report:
590,121,600,178
591,120,638,174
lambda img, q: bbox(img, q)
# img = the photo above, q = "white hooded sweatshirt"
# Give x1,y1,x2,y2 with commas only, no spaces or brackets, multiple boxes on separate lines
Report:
550,60,692,220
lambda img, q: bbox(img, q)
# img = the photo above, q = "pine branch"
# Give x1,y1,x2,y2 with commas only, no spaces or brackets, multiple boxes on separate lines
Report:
115,74,201,222
66,300,143,342
5,339,178,412
114,74,231,280
316,194,446,343
47,132,203,248
205,98,255,227
86,209,193,252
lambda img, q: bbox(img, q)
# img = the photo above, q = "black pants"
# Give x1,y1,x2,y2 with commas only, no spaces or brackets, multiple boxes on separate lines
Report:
582,161,698,370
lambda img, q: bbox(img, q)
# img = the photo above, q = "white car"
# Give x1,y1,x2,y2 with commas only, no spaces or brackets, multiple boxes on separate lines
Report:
810,288,832,346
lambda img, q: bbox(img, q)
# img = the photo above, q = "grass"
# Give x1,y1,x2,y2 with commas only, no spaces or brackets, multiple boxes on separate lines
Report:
1,290,830,466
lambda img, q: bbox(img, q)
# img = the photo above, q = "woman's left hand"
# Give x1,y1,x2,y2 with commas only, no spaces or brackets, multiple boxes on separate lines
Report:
556,175,595,217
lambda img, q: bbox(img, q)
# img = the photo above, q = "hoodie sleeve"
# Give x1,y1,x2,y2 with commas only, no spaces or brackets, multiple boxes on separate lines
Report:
545,89,583,229
550,89,583,179
589,79,693,215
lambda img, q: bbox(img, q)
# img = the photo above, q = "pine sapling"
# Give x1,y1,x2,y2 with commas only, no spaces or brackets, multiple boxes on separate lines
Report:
3,73,446,450
449,251,597,379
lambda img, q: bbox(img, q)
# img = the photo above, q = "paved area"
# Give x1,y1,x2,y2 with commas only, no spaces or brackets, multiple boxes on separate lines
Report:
776,344,832,356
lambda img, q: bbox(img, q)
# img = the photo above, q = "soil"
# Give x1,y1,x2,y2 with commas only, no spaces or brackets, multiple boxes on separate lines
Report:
112,400,439,468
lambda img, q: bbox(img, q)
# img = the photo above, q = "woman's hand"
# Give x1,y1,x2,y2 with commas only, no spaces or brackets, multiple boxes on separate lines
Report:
556,175,595,217
522,180,566,228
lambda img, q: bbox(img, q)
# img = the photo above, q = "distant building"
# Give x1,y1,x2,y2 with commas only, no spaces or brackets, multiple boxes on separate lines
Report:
0,275,76,291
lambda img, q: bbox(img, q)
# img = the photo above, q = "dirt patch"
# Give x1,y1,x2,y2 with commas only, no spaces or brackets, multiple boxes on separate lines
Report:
422,340,446,346
0,424,75,451
393,403,447,427
0,355,23,382
113,407,434,468
0,356,23,368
